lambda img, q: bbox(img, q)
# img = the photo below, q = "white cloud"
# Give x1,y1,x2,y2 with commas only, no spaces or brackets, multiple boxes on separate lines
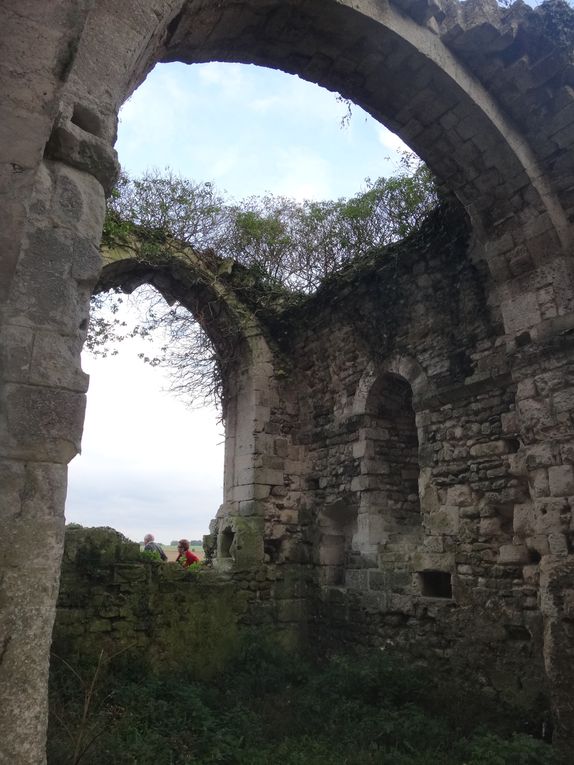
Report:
249,95,283,114
274,145,332,201
376,125,409,156
66,323,224,543
210,147,240,179
197,62,247,98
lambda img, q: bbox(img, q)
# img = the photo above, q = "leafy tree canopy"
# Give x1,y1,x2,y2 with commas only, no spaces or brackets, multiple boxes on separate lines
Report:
90,154,438,409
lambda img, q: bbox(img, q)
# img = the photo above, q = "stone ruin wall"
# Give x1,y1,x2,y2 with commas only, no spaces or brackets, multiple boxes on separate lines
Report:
3,0,574,762
56,201,571,728
53,526,305,677
284,203,549,708
261,197,574,746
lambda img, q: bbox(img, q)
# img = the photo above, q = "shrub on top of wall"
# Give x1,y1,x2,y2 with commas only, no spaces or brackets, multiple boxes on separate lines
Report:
63,525,141,568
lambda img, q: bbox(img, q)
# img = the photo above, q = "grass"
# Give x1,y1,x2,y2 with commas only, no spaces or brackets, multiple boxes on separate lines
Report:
48,638,558,765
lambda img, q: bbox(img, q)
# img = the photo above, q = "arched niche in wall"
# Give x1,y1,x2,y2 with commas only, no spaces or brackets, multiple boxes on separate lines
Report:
351,372,422,572
316,362,427,592
319,356,433,595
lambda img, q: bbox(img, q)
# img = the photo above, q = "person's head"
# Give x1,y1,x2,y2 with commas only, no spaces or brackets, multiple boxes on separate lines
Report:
144,533,154,544
178,539,190,552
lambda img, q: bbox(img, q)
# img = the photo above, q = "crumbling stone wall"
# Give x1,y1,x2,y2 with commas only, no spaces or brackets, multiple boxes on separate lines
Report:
279,204,546,713
245,197,572,750
54,526,305,674
55,527,246,678
2,1,574,762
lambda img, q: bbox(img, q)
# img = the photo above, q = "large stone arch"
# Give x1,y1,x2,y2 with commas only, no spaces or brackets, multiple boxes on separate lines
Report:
2,1,574,761
45,0,574,335
96,243,273,411
60,0,571,247
96,243,286,567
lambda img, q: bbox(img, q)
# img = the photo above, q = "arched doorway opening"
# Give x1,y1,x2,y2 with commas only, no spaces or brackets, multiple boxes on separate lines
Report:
65,282,226,548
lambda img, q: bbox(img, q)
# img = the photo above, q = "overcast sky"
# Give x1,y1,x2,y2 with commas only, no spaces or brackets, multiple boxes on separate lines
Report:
65,62,408,544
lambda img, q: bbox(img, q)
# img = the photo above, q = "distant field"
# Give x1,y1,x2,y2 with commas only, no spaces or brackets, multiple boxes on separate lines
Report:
163,545,204,562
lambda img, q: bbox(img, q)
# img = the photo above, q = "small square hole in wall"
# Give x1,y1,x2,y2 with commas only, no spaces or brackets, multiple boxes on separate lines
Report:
528,549,542,565
419,570,452,599
264,538,281,563
220,527,235,559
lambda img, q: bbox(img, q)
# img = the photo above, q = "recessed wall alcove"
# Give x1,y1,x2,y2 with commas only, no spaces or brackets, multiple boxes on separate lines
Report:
344,371,423,594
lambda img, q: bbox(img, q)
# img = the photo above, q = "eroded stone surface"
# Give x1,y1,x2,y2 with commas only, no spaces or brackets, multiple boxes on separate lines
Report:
2,1,574,762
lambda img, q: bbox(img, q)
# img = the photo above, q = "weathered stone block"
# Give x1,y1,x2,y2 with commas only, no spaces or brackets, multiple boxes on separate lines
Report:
0,385,85,463
561,590,574,620
501,292,541,333
548,465,574,497
345,569,369,589
548,533,569,556
501,411,518,435
232,517,264,566
319,535,345,566
388,593,415,614
45,121,119,194
498,544,529,565
534,498,569,534
252,467,285,486
29,330,89,392
446,483,472,505
366,569,386,590
518,398,556,439
479,516,501,538
429,506,459,534
1,461,66,529
351,474,385,491
232,483,271,502
274,437,289,457
238,499,266,517
529,468,549,498
412,551,455,571
423,535,446,552
469,440,509,458
276,598,306,623
523,443,559,470
0,324,34,384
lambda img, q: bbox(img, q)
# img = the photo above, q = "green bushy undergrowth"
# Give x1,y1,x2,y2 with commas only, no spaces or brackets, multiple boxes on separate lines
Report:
48,637,557,765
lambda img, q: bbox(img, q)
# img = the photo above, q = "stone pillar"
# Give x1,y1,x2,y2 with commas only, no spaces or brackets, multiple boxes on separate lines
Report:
0,4,102,761
539,556,574,755
0,160,105,763
216,334,279,567
504,225,574,749
513,359,574,752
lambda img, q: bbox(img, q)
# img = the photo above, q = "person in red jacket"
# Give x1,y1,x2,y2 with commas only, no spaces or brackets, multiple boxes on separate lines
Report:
176,539,200,567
